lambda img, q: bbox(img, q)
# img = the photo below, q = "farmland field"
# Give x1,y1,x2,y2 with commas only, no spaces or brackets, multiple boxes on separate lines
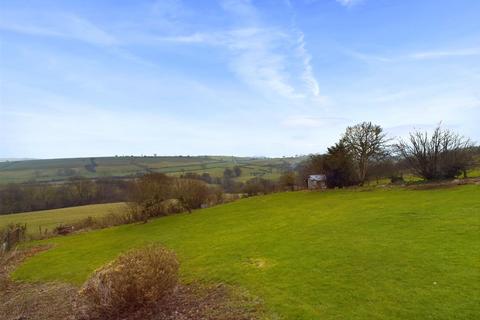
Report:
13,185,480,319
0,156,302,184
0,203,126,235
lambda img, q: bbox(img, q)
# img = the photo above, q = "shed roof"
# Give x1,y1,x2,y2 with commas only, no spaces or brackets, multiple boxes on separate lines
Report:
308,174,326,181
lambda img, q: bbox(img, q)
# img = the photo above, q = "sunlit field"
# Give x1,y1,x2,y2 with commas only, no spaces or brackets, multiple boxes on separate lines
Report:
14,185,480,319
0,203,126,235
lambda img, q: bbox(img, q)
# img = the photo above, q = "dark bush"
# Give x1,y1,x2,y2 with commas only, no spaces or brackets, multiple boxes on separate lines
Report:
323,142,359,188
390,175,405,184
54,224,74,236
243,178,277,196
173,178,211,212
129,173,174,218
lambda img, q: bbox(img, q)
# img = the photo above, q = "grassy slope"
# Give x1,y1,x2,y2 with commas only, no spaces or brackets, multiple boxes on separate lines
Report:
13,185,480,319
0,203,126,235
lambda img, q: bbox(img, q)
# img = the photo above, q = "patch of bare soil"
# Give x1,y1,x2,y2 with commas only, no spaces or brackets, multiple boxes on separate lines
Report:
91,284,262,320
0,246,77,320
1,248,262,320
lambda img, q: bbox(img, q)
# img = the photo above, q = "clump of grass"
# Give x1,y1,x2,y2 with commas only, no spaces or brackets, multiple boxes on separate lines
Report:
77,245,179,319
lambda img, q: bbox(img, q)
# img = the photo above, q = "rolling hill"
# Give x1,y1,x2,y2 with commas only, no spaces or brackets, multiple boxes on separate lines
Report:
0,156,304,185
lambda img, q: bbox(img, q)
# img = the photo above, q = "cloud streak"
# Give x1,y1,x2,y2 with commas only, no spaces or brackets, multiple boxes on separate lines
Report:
218,0,319,99
346,47,480,64
224,28,300,98
282,116,348,128
0,12,117,46
144,1,322,100
408,48,480,60
336,0,363,7
296,31,320,97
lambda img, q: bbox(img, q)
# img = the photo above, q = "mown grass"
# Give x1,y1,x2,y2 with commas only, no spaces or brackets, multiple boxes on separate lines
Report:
0,203,126,236
13,185,480,319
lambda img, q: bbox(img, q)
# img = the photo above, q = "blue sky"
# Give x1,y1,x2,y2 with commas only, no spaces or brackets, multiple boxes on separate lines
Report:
1,0,479,158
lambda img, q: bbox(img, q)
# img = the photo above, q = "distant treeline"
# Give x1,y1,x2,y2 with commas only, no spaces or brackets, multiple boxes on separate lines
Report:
0,167,290,215
0,178,131,215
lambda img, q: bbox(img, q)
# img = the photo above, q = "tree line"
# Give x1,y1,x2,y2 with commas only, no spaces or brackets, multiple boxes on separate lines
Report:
0,167,265,215
297,122,477,188
0,178,131,215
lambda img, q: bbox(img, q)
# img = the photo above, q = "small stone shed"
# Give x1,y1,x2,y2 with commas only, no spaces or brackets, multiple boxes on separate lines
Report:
307,174,327,189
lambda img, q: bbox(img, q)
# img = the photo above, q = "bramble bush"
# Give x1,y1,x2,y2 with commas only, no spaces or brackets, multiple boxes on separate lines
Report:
77,245,179,319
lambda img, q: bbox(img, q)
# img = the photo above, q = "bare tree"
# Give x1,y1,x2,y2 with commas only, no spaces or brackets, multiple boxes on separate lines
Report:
173,178,210,213
395,125,474,179
279,171,296,191
342,122,390,184
130,173,173,218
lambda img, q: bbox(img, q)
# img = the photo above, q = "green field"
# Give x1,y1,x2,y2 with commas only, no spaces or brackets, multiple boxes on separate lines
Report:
12,185,480,319
0,156,301,184
0,203,126,235
468,168,480,178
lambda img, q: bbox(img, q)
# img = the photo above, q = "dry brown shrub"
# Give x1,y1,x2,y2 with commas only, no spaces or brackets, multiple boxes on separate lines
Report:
77,245,179,319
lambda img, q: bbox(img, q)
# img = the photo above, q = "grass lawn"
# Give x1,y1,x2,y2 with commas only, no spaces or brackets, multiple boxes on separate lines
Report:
0,203,126,236
13,185,480,319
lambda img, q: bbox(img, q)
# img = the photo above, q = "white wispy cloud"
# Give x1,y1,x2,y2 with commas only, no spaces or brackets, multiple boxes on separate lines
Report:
344,50,393,63
336,0,363,7
1,1,321,101
0,12,117,46
148,32,213,44
223,24,321,99
151,0,189,18
224,27,300,99
286,1,323,100
140,27,299,98
218,0,301,98
296,31,320,97
282,116,348,128
150,0,322,100
220,0,259,23
346,47,480,63
408,48,480,60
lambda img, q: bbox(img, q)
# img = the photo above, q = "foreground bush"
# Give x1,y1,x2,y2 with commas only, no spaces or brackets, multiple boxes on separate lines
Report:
78,245,179,318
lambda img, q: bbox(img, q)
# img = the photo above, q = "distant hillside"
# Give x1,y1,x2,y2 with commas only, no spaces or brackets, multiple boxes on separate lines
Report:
0,158,35,162
0,155,306,184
